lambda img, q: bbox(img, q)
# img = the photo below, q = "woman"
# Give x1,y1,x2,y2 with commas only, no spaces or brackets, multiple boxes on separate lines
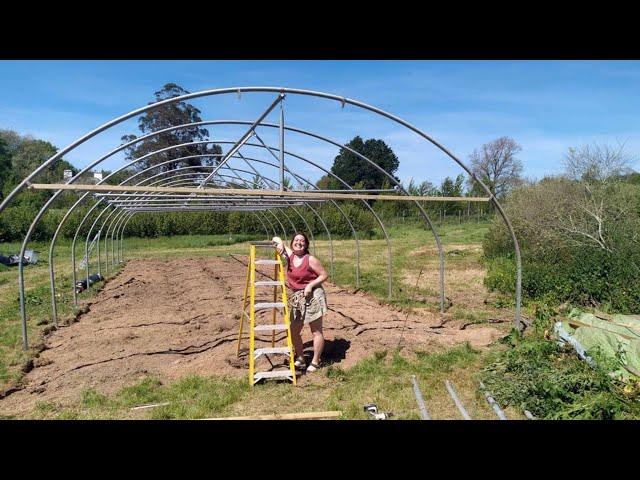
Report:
272,233,328,372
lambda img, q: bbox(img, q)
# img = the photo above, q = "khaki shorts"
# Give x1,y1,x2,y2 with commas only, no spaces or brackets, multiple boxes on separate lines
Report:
288,287,328,325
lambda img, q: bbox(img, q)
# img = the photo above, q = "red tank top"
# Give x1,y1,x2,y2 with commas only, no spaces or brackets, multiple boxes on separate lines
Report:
286,253,318,290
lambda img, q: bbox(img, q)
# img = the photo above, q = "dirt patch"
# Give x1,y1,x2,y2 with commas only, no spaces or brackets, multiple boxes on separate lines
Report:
409,244,483,257
0,255,505,417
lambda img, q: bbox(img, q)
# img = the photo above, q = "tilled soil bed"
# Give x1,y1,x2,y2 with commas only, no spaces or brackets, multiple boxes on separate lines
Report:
0,256,504,416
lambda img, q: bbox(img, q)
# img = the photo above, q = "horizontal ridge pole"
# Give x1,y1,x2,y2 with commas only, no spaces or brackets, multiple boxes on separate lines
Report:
28,183,490,202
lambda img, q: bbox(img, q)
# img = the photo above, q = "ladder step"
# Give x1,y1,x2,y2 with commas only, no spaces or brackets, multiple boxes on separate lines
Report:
254,370,294,381
254,324,288,332
250,241,276,247
255,260,279,265
254,302,285,310
254,280,283,286
254,347,291,358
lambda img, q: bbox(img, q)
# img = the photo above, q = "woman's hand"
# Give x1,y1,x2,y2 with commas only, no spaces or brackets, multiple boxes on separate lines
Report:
272,237,284,255
304,284,313,298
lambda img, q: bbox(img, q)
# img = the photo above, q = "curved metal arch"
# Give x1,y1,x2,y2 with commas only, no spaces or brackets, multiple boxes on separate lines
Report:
4,87,521,327
12,87,525,351
116,154,347,268
43,142,383,349
61,146,359,305
111,158,352,289
62,139,388,323
96,167,336,293
93,173,291,288
113,150,344,269
48,158,284,324
45,132,386,344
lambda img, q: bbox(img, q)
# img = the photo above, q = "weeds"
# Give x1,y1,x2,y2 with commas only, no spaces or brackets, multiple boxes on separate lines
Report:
481,310,640,419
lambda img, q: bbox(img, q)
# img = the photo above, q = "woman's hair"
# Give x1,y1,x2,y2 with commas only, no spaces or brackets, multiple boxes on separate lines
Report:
290,232,310,255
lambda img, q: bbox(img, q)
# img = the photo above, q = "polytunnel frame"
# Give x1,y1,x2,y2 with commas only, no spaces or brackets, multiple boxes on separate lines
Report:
66,167,325,310
64,154,349,305
16,109,431,341
0,86,523,351
54,151,359,329
54,140,384,332
77,164,335,299
36,125,409,346
90,135,392,294
43,144,340,330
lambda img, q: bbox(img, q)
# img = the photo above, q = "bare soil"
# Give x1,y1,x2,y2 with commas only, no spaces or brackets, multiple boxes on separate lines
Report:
0,255,505,416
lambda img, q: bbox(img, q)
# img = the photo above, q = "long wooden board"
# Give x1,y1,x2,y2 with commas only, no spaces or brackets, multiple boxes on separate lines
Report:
27,183,491,203
200,410,342,420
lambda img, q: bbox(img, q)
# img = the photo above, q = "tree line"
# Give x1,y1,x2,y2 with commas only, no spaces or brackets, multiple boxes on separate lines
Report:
0,83,526,243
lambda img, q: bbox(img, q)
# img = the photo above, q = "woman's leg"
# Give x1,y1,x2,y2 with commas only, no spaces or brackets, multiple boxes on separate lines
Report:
291,318,305,360
309,317,324,365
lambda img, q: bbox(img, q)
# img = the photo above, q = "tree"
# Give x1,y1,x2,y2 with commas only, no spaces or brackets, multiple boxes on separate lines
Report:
121,83,222,175
407,178,436,196
439,173,465,215
563,142,634,184
0,137,10,200
251,174,264,189
315,174,341,190
468,136,523,199
330,136,400,190
0,132,76,205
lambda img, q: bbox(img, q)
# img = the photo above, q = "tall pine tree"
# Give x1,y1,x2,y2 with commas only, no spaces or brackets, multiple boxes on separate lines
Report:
121,83,222,175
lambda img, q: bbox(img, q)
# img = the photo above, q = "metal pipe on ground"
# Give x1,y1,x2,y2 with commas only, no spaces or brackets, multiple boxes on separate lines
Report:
445,380,472,420
479,380,507,420
411,375,431,420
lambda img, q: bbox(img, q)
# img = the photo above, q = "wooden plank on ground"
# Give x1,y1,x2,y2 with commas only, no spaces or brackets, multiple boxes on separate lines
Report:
200,411,342,420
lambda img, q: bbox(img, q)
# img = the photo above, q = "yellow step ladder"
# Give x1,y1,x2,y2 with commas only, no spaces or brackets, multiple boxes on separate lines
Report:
236,242,297,385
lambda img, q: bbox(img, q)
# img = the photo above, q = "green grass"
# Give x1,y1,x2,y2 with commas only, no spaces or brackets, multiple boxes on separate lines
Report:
5,219,587,420
0,221,504,409
0,239,127,390
324,343,488,419
5,220,634,419
26,343,504,420
329,221,492,308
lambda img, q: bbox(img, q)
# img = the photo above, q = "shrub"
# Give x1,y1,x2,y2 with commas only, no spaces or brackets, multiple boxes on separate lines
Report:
483,175,640,312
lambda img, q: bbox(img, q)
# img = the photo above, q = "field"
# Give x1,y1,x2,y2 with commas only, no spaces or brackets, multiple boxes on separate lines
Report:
0,220,524,419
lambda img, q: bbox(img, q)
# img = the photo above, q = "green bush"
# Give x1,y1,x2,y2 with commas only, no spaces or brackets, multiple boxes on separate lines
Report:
482,326,640,419
483,177,640,313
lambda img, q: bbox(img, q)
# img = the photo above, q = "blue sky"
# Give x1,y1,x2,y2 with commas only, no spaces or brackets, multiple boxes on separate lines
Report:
0,60,638,188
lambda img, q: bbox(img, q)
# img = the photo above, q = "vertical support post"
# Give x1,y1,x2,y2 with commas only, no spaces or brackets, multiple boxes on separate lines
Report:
97,229,101,277
85,236,90,292
249,246,256,385
272,251,277,348
18,257,28,350
237,251,251,357
279,100,285,191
